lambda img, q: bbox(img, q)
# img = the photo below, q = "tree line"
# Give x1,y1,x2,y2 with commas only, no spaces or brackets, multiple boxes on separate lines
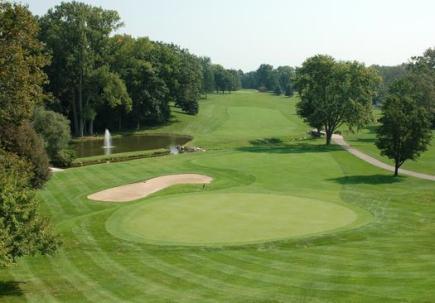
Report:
241,64,296,96
38,2,242,138
0,1,243,265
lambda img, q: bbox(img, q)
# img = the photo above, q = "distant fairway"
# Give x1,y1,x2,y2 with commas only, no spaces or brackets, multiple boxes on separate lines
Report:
107,193,368,246
1,91,434,303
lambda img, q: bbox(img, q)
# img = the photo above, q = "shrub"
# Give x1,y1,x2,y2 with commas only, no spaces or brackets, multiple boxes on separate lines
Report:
51,148,76,168
0,149,59,266
32,107,72,163
13,122,51,188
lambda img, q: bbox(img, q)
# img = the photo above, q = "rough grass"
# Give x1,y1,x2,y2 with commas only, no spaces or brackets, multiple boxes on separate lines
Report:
1,91,434,302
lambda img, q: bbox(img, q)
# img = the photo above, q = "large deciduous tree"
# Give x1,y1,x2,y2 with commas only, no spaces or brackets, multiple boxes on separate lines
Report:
199,57,215,97
295,55,380,145
375,79,432,176
39,1,123,136
407,48,435,128
0,1,48,138
0,1,58,266
0,151,58,266
32,107,73,164
256,64,277,91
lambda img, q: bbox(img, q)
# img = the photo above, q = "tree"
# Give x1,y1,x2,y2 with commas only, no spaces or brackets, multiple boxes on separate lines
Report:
0,2,51,187
241,71,258,89
275,66,295,97
0,1,48,141
39,2,123,136
0,150,58,266
295,55,380,145
84,65,132,134
227,69,241,92
199,57,215,97
107,35,169,129
371,64,407,105
175,50,202,114
256,64,277,91
213,64,227,93
32,107,73,161
407,48,435,127
0,2,58,266
375,79,432,176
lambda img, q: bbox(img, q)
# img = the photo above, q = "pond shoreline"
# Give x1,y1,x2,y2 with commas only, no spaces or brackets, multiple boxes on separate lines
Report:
72,133,192,158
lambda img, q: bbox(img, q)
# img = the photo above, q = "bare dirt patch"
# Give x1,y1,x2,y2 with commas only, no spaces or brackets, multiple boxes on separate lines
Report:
88,174,213,202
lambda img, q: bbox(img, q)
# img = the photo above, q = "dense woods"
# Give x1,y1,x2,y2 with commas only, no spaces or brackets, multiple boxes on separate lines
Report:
38,2,242,137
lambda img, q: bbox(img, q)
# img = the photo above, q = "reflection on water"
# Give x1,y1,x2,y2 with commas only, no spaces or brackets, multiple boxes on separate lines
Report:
74,134,191,158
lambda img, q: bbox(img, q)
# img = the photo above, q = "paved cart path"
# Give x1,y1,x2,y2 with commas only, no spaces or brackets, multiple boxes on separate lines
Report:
332,134,435,182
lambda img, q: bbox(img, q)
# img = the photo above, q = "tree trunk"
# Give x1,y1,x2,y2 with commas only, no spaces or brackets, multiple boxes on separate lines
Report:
325,130,332,145
89,119,93,136
71,92,79,136
394,160,400,176
78,77,84,137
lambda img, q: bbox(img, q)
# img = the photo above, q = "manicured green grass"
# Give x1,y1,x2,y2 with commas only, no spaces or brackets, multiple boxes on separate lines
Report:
1,90,434,302
106,193,370,246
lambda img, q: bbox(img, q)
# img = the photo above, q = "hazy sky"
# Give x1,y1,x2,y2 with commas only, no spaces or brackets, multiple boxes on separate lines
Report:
24,0,435,71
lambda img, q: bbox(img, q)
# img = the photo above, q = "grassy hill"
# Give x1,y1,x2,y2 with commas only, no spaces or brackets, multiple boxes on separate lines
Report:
1,91,434,302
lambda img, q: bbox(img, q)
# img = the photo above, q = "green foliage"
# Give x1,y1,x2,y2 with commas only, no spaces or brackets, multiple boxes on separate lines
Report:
240,71,258,89
371,64,407,104
0,150,59,266
39,1,123,136
200,57,216,95
52,148,76,168
407,48,435,127
295,55,380,144
241,65,295,96
2,91,434,302
0,1,48,137
375,79,432,176
13,122,51,188
274,86,282,95
256,64,277,91
212,65,240,93
32,107,72,162
275,66,295,96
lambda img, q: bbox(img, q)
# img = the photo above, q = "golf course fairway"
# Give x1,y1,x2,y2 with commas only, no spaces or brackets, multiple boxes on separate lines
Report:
1,91,434,303
106,193,369,246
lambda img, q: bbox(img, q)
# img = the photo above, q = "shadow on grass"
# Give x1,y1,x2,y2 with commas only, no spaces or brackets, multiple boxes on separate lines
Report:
238,138,342,154
0,281,24,297
249,137,284,145
328,174,404,185
354,138,376,143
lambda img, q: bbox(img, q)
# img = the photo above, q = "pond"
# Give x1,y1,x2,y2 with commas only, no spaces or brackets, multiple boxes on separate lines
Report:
73,133,192,158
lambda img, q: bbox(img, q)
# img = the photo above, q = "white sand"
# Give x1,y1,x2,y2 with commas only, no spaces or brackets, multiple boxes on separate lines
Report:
87,174,213,202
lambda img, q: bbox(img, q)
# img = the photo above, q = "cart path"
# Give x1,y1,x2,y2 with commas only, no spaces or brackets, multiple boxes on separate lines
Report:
332,134,435,181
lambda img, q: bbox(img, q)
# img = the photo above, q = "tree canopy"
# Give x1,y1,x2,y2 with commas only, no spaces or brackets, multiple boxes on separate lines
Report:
295,55,380,144
375,78,432,176
240,64,295,96
0,1,58,266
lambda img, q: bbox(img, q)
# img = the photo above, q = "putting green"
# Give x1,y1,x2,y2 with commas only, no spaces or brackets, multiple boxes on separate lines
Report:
106,193,370,246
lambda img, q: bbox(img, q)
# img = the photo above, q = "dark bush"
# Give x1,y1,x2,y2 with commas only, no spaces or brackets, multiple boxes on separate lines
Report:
14,122,51,188
51,148,76,168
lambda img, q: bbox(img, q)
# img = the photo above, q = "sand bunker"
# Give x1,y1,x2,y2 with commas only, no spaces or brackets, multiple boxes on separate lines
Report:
87,174,213,202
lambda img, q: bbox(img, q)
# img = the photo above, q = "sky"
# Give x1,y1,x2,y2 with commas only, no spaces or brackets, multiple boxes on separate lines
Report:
24,0,435,72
